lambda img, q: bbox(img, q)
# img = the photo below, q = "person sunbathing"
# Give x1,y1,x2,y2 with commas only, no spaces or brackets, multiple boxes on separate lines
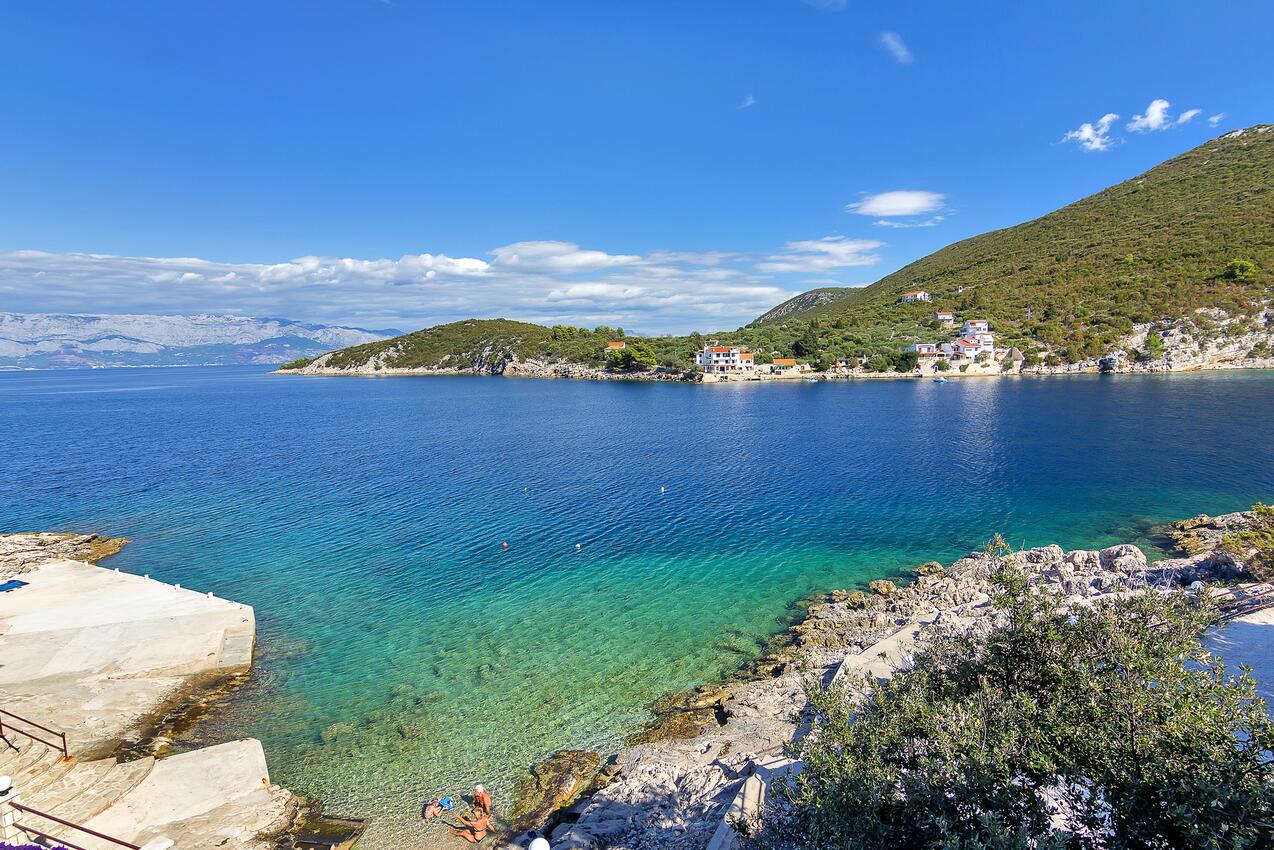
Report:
421,796,454,820
449,810,492,843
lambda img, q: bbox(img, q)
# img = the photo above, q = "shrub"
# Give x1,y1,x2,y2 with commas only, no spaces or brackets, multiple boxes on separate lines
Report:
278,357,313,370
1224,258,1257,281
757,569,1274,850
933,358,951,371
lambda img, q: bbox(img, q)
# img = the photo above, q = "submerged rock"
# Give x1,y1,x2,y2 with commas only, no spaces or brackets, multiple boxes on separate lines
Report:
510,749,602,833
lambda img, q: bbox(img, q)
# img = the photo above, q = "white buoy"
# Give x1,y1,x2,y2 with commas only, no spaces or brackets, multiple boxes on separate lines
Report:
575,543,582,550
660,486,666,494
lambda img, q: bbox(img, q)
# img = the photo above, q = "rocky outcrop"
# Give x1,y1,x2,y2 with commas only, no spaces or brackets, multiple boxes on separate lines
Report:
510,750,603,834
1024,304,1274,376
284,351,691,382
520,513,1266,850
0,532,127,579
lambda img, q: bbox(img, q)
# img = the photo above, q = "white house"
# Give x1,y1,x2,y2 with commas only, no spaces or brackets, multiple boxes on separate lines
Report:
961,319,991,335
934,311,956,328
763,358,810,375
942,333,995,360
696,343,755,375
899,291,932,303
906,343,941,357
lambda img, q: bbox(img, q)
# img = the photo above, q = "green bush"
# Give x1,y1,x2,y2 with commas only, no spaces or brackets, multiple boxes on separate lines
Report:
1224,258,1257,281
757,567,1274,850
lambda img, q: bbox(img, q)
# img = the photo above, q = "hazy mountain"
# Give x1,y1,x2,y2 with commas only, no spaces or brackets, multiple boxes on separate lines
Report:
0,312,397,369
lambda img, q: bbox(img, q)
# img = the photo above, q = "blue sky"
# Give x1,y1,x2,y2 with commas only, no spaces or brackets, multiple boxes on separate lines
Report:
1,0,1270,333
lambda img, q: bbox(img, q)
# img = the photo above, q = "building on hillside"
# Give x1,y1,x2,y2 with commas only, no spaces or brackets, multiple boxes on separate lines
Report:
606,341,626,351
942,333,996,361
764,358,810,376
934,311,956,328
906,343,942,358
695,343,755,375
961,319,991,335
899,290,932,303
835,355,868,370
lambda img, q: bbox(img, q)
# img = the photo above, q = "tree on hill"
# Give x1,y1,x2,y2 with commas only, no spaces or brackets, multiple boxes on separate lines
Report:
608,342,657,370
755,565,1274,850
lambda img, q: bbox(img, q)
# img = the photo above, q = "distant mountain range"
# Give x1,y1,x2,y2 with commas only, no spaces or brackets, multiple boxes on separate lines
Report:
0,312,397,369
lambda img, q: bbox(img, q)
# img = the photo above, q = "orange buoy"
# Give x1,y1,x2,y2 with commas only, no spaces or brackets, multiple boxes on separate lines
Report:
501,541,509,550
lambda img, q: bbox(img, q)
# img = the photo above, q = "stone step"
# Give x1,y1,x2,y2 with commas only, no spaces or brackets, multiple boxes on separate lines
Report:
17,752,78,800
34,757,155,836
25,757,116,814
10,740,58,776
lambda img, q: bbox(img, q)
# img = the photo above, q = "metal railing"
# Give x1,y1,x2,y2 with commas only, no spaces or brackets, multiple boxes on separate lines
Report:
13,800,141,850
0,707,69,757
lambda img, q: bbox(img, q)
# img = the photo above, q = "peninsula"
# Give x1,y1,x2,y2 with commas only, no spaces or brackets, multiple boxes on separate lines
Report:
279,126,1274,382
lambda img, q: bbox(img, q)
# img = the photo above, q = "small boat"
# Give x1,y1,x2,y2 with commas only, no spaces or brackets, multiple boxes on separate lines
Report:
804,378,818,383
932,377,949,383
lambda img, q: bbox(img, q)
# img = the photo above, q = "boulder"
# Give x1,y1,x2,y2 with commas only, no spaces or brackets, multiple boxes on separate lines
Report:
1099,544,1148,573
510,749,602,834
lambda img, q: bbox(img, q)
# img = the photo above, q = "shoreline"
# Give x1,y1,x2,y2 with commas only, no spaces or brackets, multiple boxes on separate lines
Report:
276,358,1274,383
505,509,1269,849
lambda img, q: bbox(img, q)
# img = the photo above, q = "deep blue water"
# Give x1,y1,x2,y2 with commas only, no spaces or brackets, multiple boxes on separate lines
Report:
3,366,1273,847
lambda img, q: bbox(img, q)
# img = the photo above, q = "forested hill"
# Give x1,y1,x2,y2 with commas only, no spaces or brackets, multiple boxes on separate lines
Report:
287,127,1272,374
750,125,1273,361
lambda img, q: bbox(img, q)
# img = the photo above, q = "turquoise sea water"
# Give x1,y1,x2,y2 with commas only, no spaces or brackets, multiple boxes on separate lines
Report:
3,367,1273,847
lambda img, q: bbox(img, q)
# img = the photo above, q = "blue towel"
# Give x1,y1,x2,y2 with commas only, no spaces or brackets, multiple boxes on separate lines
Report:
438,796,455,810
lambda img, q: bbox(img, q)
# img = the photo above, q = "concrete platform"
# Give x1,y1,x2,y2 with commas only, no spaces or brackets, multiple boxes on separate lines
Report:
0,558,254,756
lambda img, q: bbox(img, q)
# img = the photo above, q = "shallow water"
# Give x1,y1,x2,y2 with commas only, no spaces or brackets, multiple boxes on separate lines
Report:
3,367,1273,847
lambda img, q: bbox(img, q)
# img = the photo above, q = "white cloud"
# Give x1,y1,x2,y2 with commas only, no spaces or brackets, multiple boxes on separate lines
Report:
1061,113,1119,152
756,237,884,273
846,190,945,217
1127,98,1171,132
1208,112,1225,127
1176,108,1202,125
488,241,638,274
879,32,913,65
874,215,945,229
738,94,757,109
0,242,822,335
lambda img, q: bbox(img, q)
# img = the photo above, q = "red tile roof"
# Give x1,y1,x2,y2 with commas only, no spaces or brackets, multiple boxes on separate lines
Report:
772,358,797,366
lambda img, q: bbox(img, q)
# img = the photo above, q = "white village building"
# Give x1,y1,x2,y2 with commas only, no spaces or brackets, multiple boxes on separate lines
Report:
899,290,932,303
695,343,755,375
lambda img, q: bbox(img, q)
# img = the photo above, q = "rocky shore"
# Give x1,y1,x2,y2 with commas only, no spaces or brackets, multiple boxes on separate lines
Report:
280,350,693,381
0,531,127,578
506,511,1267,850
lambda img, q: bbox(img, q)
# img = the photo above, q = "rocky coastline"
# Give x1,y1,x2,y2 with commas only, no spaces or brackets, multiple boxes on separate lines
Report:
504,511,1268,850
279,305,1274,384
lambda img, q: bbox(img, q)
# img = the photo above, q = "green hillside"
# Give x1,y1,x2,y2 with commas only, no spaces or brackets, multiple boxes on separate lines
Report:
751,125,1273,362
288,127,1272,374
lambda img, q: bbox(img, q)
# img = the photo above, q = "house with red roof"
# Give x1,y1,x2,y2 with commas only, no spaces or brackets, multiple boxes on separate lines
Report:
899,290,932,303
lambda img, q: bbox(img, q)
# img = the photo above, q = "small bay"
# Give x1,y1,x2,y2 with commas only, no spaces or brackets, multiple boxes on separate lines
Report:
3,366,1272,847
